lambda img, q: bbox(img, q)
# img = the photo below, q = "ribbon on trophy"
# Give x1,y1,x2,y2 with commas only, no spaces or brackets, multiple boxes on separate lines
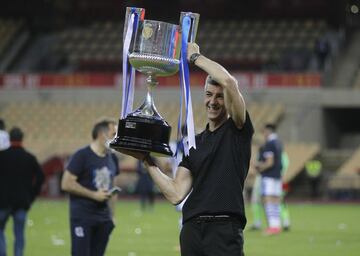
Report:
177,15,196,156
121,8,140,119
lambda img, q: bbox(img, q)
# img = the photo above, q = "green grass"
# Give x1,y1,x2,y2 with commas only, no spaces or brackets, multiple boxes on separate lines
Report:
3,199,360,256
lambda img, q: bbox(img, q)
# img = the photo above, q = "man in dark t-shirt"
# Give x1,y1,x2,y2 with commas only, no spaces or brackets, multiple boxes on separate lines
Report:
255,123,283,235
61,118,120,256
121,43,254,256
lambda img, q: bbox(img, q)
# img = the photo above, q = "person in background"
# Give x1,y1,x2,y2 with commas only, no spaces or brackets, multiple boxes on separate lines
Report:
254,123,283,235
314,38,331,70
0,127,45,256
250,150,291,231
135,160,155,211
280,151,291,231
305,159,322,199
61,118,120,256
0,119,10,151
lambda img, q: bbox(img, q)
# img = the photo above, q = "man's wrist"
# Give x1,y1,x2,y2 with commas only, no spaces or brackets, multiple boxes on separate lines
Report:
189,53,201,65
142,154,156,166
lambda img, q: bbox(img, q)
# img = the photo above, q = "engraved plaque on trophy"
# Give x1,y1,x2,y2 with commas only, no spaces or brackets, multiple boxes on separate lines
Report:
110,7,199,157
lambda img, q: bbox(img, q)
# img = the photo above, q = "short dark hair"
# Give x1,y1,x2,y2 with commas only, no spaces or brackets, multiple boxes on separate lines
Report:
9,127,24,142
0,119,5,130
205,75,220,87
264,123,276,132
91,118,117,140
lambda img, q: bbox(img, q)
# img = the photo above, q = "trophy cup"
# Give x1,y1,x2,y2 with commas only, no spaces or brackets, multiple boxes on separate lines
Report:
110,7,199,156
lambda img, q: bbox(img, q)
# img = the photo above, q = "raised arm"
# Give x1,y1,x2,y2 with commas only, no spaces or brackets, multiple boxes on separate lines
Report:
187,43,246,128
143,155,192,205
120,150,192,205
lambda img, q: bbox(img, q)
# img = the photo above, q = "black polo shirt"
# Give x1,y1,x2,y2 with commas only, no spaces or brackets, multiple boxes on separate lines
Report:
179,112,254,228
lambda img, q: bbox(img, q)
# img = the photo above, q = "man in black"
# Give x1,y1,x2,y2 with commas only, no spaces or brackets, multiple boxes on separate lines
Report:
122,43,253,256
0,127,44,256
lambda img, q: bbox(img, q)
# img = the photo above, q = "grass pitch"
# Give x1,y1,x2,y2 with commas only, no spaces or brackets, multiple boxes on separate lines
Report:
3,199,360,256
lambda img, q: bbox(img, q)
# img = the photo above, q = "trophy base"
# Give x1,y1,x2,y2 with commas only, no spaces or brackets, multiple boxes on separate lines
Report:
110,116,173,157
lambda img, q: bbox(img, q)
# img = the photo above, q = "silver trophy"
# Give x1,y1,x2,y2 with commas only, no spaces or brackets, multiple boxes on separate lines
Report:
110,7,199,156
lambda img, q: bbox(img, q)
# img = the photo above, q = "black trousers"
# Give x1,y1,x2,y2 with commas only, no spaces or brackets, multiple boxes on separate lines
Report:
70,218,114,256
180,217,244,256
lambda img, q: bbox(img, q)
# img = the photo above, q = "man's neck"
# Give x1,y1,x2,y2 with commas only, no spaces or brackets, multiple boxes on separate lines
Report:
90,141,106,157
208,117,228,132
10,141,22,147
267,133,277,141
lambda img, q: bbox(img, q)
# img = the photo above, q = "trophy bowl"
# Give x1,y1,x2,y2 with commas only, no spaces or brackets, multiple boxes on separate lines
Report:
129,20,181,76
110,9,199,157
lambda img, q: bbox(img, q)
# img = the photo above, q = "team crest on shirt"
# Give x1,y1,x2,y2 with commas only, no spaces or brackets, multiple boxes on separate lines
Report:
93,167,111,190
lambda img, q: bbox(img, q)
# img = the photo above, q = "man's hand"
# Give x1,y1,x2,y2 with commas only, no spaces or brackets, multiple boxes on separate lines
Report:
92,189,111,202
253,162,262,173
187,43,200,61
119,149,147,161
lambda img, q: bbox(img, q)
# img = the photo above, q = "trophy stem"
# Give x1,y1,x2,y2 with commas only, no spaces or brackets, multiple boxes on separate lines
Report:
127,74,161,119
145,75,157,107
146,74,158,88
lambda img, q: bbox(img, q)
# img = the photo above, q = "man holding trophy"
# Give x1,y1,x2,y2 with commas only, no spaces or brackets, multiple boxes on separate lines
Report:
114,7,254,256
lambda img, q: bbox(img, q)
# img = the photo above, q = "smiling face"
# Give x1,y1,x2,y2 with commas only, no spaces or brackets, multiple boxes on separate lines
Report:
204,83,228,126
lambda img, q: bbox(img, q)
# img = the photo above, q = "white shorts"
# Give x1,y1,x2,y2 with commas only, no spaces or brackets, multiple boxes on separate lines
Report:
261,177,282,197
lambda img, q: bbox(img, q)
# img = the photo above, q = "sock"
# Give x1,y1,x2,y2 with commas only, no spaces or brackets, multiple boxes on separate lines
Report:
280,203,291,227
251,202,262,227
265,202,281,228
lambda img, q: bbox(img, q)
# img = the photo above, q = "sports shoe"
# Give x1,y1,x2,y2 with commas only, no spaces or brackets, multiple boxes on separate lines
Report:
283,225,290,231
249,224,261,231
264,227,281,236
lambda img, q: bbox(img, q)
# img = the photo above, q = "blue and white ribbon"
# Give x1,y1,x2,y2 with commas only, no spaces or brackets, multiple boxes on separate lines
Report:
178,15,196,156
121,10,139,118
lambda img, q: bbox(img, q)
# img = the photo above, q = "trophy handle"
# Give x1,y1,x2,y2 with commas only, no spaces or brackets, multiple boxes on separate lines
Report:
180,12,200,43
124,7,145,41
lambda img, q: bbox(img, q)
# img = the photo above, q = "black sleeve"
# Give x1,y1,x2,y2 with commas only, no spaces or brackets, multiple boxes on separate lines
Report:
31,155,45,201
178,153,190,171
66,149,85,176
239,111,254,139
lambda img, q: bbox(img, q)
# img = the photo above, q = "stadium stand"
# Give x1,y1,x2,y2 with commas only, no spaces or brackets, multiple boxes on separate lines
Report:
282,143,321,184
0,101,118,161
49,19,329,72
0,19,22,55
0,19,24,63
328,147,360,191
0,100,284,162
353,68,360,88
52,22,124,71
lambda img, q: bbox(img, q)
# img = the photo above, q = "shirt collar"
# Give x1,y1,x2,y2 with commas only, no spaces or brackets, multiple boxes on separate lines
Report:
267,133,277,141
